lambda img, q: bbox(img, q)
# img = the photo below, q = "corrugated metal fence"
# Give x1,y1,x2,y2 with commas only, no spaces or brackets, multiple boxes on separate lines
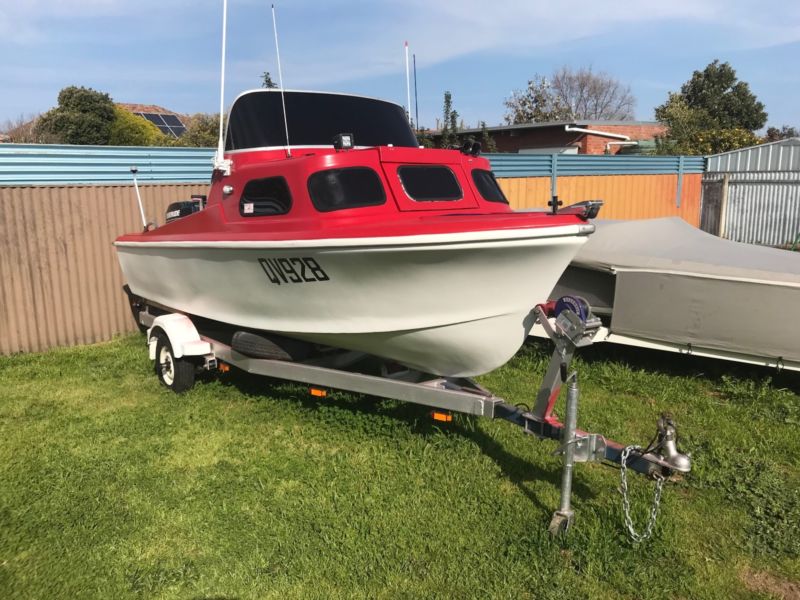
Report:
0,183,208,355
0,144,706,355
0,143,215,185
488,154,705,224
701,139,800,246
701,172,800,246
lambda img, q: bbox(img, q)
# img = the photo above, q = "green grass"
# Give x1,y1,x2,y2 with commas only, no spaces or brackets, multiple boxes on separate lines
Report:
1,335,798,599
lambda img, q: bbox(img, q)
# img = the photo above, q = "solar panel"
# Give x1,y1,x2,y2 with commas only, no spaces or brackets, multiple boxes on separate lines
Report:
130,111,185,137
161,114,183,126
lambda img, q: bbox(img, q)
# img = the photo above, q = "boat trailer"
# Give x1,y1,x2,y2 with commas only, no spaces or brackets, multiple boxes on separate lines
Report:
131,292,691,539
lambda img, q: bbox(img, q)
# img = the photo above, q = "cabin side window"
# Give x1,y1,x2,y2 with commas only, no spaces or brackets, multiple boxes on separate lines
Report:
471,169,508,204
307,167,386,212
240,176,292,216
397,166,462,202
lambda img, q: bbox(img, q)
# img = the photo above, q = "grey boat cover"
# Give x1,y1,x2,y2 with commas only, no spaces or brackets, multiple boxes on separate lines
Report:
551,218,800,363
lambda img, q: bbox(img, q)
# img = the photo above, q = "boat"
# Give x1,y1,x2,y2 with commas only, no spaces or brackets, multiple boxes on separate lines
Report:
545,217,800,371
115,89,598,377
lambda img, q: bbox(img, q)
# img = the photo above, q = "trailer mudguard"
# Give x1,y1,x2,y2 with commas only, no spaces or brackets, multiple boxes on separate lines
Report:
148,314,212,359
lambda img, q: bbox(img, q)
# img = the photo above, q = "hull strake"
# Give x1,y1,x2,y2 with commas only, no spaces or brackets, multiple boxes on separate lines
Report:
117,233,587,376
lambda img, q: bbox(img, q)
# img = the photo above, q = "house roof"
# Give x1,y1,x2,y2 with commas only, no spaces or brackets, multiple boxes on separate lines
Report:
452,120,661,135
116,103,185,116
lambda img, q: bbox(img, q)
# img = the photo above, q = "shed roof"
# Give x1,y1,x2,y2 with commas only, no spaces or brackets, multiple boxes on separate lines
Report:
706,137,800,172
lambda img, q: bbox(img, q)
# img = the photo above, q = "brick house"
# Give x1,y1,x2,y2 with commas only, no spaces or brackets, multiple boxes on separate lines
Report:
436,121,665,155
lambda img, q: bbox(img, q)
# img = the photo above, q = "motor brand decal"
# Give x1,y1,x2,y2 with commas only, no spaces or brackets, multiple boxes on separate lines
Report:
258,257,330,285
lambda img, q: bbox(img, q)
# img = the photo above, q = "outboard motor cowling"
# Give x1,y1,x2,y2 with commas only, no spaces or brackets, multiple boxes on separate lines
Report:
165,195,206,223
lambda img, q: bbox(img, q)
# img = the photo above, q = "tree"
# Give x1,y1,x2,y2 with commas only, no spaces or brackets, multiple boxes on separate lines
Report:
479,121,497,153
261,71,278,89
764,125,799,142
675,60,766,130
655,60,767,154
2,114,59,143
550,66,635,120
504,67,634,124
108,106,170,146
415,127,435,148
503,75,572,124
175,113,220,148
34,86,116,145
439,91,459,148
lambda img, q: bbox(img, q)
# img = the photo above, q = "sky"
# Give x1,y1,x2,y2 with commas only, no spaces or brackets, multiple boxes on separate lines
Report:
2,0,799,131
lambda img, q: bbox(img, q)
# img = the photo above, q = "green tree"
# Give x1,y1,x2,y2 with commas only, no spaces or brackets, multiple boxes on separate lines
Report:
438,91,459,149
503,74,573,124
415,127,435,148
175,113,220,148
34,86,116,145
108,106,171,146
479,121,498,153
764,125,799,142
655,61,767,154
676,60,767,130
261,71,278,89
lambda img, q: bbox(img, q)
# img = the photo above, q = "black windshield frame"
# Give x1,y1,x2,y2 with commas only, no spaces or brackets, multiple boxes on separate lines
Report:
226,91,419,151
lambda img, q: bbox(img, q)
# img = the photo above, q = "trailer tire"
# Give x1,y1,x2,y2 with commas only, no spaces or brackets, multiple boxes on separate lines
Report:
153,332,195,393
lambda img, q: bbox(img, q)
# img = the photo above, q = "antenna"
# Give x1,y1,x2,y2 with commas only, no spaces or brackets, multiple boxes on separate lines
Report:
272,4,291,158
413,53,419,129
213,0,231,175
404,41,411,124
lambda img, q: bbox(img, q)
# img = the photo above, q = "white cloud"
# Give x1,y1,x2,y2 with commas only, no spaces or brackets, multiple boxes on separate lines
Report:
2,0,798,120
245,0,800,87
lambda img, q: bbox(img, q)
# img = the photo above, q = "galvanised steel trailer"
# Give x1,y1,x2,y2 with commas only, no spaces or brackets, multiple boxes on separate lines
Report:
127,288,691,539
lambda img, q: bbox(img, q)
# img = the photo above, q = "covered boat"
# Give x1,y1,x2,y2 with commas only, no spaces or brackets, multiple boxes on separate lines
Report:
549,217,800,371
115,90,596,377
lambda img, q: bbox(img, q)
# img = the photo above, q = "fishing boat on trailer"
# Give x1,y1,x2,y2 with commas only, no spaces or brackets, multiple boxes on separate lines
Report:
112,2,692,537
114,89,599,377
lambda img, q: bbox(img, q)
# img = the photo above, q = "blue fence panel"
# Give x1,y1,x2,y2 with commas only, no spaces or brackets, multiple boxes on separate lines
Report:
0,144,706,186
485,153,706,177
0,144,215,185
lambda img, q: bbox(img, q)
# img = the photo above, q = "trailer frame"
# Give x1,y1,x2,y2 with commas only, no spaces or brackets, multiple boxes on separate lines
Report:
133,294,691,535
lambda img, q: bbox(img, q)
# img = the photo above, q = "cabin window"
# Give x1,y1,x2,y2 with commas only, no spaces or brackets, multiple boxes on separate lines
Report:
240,176,292,216
397,166,462,202
472,169,508,204
307,167,386,212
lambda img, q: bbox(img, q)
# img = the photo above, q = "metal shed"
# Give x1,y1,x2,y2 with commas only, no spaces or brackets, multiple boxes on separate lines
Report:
701,138,800,246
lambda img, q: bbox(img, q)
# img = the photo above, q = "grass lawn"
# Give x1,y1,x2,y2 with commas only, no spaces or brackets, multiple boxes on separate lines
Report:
1,334,798,599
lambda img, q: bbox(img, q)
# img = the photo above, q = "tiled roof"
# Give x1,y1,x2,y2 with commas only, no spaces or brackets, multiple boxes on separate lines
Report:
116,103,186,118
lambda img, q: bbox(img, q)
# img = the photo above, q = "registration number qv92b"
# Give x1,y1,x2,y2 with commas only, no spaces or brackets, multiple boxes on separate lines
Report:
258,257,330,285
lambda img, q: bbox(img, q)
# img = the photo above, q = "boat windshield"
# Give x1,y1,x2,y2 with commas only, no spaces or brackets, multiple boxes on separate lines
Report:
225,90,419,151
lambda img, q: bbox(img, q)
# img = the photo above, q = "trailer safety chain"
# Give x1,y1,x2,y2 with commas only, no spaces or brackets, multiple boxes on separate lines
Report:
620,445,665,543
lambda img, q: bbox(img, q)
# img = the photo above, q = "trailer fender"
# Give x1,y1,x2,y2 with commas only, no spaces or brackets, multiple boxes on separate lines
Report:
147,314,211,360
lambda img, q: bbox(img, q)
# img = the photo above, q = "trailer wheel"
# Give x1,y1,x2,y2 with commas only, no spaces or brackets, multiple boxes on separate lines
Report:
154,332,195,393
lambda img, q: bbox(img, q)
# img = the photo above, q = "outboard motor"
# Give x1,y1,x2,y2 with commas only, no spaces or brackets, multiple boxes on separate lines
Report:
165,195,206,223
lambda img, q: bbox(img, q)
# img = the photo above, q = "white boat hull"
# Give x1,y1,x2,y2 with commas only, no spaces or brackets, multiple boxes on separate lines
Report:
116,227,587,376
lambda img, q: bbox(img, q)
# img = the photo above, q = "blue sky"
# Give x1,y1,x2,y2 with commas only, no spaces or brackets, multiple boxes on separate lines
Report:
2,1,798,131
